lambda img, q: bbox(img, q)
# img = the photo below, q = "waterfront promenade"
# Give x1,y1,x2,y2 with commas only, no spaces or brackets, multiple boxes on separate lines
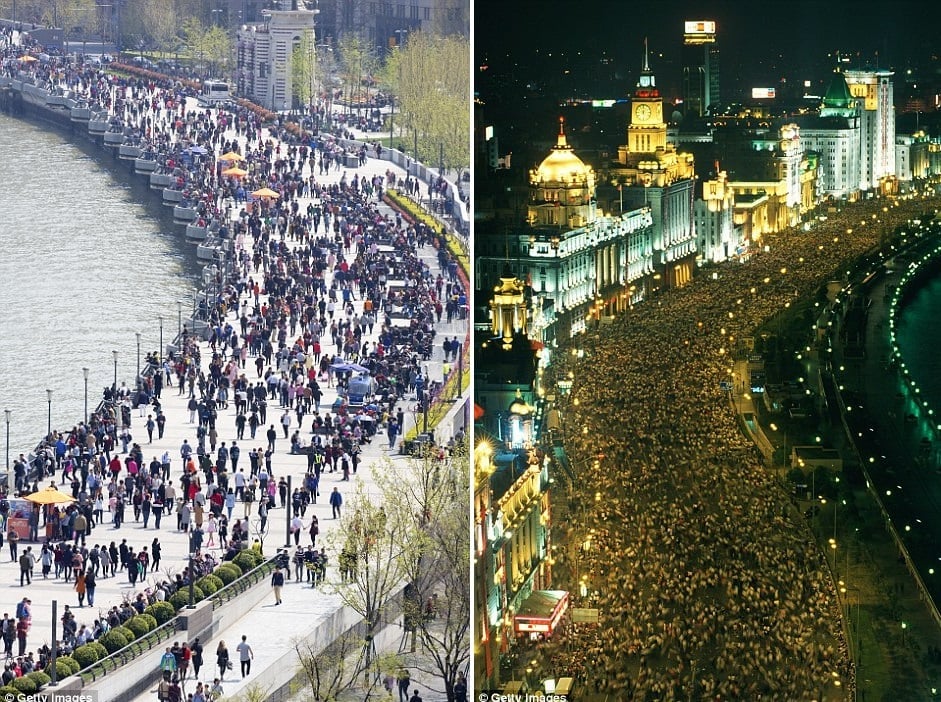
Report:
0,72,467,700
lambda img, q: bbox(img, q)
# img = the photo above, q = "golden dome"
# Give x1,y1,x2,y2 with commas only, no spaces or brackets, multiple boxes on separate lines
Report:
533,117,592,184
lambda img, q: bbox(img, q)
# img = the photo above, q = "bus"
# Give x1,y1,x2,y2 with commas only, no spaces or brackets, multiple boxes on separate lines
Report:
198,80,231,106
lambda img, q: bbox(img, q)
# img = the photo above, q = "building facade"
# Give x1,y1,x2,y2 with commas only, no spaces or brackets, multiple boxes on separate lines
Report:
236,8,317,111
681,20,719,117
843,68,896,192
610,51,697,289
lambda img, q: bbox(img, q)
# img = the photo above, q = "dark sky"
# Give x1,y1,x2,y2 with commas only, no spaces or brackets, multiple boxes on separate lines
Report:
476,0,941,79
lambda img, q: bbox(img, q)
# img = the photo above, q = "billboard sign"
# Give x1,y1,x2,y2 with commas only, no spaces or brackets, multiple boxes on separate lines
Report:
751,87,776,99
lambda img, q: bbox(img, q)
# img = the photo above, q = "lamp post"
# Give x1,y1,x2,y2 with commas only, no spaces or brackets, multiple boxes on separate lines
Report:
188,552,195,608
135,332,142,389
4,410,10,496
177,300,183,340
46,389,53,439
112,350,118,392
82,367,89,424
158,315,164,360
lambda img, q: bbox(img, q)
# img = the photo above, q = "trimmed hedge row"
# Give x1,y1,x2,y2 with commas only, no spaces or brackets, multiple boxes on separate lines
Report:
37,553,268,691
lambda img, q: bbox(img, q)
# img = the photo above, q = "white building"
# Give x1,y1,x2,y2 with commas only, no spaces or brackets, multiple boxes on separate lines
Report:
844,68,895,192
799,73,862,200
236,8,317,111
694,170,739,263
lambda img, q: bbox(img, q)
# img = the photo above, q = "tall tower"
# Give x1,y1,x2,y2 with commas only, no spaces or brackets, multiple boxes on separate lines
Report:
843,68,895,192
627,42,668,154
681,20,718,117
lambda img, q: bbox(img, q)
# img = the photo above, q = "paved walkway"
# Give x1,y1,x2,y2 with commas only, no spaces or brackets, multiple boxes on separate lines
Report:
4,98,465,702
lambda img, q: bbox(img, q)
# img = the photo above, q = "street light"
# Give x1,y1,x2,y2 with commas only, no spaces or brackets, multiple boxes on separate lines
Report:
158,315,164,360
135,332,142,388
4,410,10,495
45,389,53,439
82,367,89,424
177,300,183,340
112,350,118,392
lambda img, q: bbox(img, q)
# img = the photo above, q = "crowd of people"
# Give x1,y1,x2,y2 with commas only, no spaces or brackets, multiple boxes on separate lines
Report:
541,195,941,699
1,26,468,700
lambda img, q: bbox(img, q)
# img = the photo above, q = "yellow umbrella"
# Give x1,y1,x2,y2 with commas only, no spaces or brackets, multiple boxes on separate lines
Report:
222,166,248,177
18,55,38,63
24,486,76,505
219,151,245,162
251,187,280,199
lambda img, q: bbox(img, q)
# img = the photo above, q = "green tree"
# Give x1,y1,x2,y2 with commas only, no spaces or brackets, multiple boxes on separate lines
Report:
335,32,377,116
291,28,317,110
381,31,469,172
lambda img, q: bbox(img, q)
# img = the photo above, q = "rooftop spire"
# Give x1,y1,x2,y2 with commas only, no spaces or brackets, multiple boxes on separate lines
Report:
556,116,568,148
643,37,650,73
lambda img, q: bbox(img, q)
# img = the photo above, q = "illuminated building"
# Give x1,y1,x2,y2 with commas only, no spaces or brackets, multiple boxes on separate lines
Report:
609,48,697,289
681,20,719,117
694,170,739,262
798,73,863,200
843,68,896,193
895,132,931,183
475,121,654,343
473,433,554,691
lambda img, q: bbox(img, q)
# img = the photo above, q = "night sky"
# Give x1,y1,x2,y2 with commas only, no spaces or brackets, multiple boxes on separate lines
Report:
476,0,941,96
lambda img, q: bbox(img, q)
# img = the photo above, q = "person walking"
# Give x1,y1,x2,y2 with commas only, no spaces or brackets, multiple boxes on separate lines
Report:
236,635,253,678
396,668,411,702
18,549,30,586
215,641,230,681
84,567,96,606
74,570,87,607
271,566,285,605
191,637,204,680
160,646,178,679
329,488,342,520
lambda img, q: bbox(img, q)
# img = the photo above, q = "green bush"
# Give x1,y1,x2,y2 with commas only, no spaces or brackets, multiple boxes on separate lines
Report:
233,551,257,572
214,563,241,585
139,613,158,631
168,591,189,611
200,574,224,592
99,630,129,654
11,676,37,694
63,656,81,675
196,576,218,595
114,626,137,643
0,686,18,699
88,641,108,660
71,644,100,669
26,670,50,688
125,615,154,638
144,602,176,624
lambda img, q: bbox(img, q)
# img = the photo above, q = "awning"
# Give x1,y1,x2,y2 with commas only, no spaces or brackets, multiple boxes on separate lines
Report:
514,589,569,634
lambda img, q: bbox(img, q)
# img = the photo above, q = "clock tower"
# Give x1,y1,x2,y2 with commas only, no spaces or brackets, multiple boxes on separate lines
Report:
627,41,666,155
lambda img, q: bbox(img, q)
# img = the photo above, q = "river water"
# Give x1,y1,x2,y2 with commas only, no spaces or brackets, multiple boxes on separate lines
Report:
0,112,201,458
896,274,941,422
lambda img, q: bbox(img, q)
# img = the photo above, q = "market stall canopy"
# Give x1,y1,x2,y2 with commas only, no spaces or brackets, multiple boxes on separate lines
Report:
222,166,248,177
251,187,280,199
219,151,245,162
514,590,569,635
24,486,76,504
330,362,369,373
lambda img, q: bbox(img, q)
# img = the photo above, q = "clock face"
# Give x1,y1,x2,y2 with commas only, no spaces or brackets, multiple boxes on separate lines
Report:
635,104,651,122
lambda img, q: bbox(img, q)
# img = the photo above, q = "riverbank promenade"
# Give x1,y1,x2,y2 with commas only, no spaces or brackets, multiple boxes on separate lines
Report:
0,85,467,701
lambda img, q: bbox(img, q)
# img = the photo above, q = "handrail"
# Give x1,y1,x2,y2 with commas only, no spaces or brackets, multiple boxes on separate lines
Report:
73,555,278,686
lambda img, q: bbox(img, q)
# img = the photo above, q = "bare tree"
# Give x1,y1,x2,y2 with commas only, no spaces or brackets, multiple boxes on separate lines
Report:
374,445,470,701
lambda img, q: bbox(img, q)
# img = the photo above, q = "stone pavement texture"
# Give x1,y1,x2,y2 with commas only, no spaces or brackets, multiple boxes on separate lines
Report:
6,97,465,702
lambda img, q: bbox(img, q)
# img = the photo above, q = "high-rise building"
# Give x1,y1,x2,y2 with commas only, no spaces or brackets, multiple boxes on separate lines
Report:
681,20,719,117
843,68,896,192
798,73,862,200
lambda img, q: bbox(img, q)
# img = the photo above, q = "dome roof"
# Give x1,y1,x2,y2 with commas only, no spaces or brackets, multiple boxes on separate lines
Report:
823,73,853,108
534,118,591,184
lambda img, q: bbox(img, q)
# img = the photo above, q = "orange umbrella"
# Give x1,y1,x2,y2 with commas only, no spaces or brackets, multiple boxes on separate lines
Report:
18,55,38,63
251,187,280,199
222,166,248,177
24,486,76,505
219,151,245,162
